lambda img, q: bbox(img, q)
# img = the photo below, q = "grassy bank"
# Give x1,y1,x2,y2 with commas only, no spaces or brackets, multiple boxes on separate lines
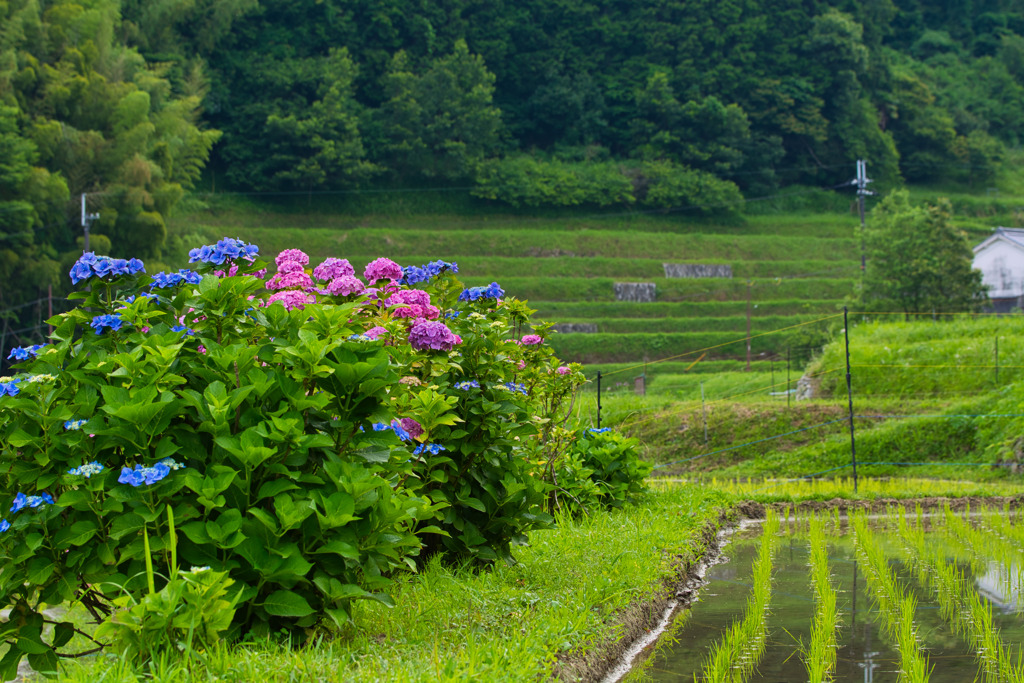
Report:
54,486,733,683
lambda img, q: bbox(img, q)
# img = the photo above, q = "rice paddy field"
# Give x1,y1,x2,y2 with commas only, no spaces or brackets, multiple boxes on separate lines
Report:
626,504,1024,683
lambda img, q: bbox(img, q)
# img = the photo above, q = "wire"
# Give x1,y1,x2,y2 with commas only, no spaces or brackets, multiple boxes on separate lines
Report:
852,364,1024,370
601,313,843,378
855,413,1024,419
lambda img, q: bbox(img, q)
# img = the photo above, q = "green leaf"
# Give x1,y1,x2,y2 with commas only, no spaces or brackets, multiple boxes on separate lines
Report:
54,520,97,548
262,590,314,617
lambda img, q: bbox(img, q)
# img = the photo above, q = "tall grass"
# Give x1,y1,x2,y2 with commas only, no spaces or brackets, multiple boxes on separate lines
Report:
803,514,839,683
695,510,780,682
851,513,932,683
896,510,1024,683
706,477,1024,503
938,506,1024,608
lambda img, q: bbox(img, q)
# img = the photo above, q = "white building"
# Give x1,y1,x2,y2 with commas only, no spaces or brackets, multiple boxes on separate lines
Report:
973,227,1024,312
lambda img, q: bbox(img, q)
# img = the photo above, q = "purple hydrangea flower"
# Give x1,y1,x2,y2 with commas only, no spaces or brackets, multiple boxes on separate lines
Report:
364,258,403,283
325,275,365,297
364,326,388,340
408,320,460,352
275,249,310,268
521,334,543,345
399,418,424,440
387,290,432,308
313,258,355,281
267,290,315,310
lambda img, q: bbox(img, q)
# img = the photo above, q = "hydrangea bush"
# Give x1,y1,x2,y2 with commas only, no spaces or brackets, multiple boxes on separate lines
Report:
0,238,599,671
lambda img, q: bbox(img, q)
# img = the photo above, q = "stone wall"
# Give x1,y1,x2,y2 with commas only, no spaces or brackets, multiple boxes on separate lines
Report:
663,263,733,278
551,323,599,333
614,282,656,302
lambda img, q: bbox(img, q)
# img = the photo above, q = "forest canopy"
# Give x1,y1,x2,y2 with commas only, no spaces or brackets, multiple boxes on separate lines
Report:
2,0,1023,349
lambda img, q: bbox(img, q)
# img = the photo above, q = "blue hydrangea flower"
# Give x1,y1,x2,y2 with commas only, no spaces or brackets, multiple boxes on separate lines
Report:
68,461,104,478
188,238,259,266
400,260,458,286
0,378,22,397
454,380,480,390
118,459,181,487
371,420,412,441
412,443,446,456
90,314,125,334
151,269,202,288
64,419,88,430
69,253,145,284
10,492,53,514
502,382,528,395
170,325,195,336
0,519,8,533
7,345,46,361
588,428,612,434
458,282,504,302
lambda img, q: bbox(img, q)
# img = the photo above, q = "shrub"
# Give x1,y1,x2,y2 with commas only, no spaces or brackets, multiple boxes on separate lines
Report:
543,428,651,516
0,241,588,672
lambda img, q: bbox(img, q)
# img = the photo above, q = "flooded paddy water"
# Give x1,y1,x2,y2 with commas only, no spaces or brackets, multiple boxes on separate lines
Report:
622,508,1024,683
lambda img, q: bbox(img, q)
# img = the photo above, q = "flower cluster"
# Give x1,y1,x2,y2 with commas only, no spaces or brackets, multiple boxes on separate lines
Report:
151,270,202,288
501,382,529,395
11,492,54,513
408,320,461,352
556,366,571,375
400,260,458,286
0,378,21,397
364,258,403,283
268,290,315,311
399,418,424,440
64,419,88,430
189,238,259,266
588,428,612,434
458,282,504,302
412,443,446,456
520,334,543,345
91,314,125,334
8,345,46,361
118,458,183,487
324,275,365,297
275,250,309,268
170,325,195,335
68,461,104,478
454,380,480,390
363,326,388,340
313,258,354,281
69,253,146,285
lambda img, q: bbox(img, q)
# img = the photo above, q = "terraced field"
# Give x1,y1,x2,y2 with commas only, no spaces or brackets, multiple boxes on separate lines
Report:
168,196,863,374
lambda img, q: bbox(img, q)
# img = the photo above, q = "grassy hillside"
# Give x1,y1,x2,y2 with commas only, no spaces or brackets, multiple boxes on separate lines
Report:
166,187,1021,369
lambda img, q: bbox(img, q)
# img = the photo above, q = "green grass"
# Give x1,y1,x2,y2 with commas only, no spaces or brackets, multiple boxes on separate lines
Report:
694,477,1024,503
51,486,734,683
804,515,839,683
552,314,828,335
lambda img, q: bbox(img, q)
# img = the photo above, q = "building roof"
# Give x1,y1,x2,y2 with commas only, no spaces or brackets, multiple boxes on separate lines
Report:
973,227,1024,253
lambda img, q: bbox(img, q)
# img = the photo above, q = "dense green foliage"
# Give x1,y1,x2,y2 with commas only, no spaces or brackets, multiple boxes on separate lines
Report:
861,190,988,313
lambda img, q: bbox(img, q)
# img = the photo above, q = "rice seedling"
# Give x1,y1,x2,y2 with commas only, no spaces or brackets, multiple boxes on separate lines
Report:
895,512,1024,683
802,514,840,683
938,505,1024,602
705,477,1024,502
695,510,780,682
851,513,933,683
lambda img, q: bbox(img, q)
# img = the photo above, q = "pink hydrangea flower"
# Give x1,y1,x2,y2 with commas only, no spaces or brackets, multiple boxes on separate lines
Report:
268,290,315,310
275,249,309,268
278,261,305,275
313,258,354,281
521,334,543,345
325,275,365,296
517,360,526,369
387,290,431,308
266,271,314,291
364,257,403,283
556,365,570,375
392,304,425,319
364,326,388,340
408,320,460,352
400,418,424,440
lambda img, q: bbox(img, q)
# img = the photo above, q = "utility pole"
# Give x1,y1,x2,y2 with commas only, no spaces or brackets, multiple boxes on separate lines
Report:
852,160,874,272
81,193,100,252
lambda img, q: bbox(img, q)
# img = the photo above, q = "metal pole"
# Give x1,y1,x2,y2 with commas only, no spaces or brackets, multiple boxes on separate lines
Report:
81,193,90,252
596,371,602,429
995,336,999,386
787,347,791,409
701,381,708,445
843,306,858,492
857,161,866,272
745,280,752,371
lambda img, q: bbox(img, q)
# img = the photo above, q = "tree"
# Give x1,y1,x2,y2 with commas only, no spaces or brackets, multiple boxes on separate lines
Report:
373,40,504,180
861,190,987,314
